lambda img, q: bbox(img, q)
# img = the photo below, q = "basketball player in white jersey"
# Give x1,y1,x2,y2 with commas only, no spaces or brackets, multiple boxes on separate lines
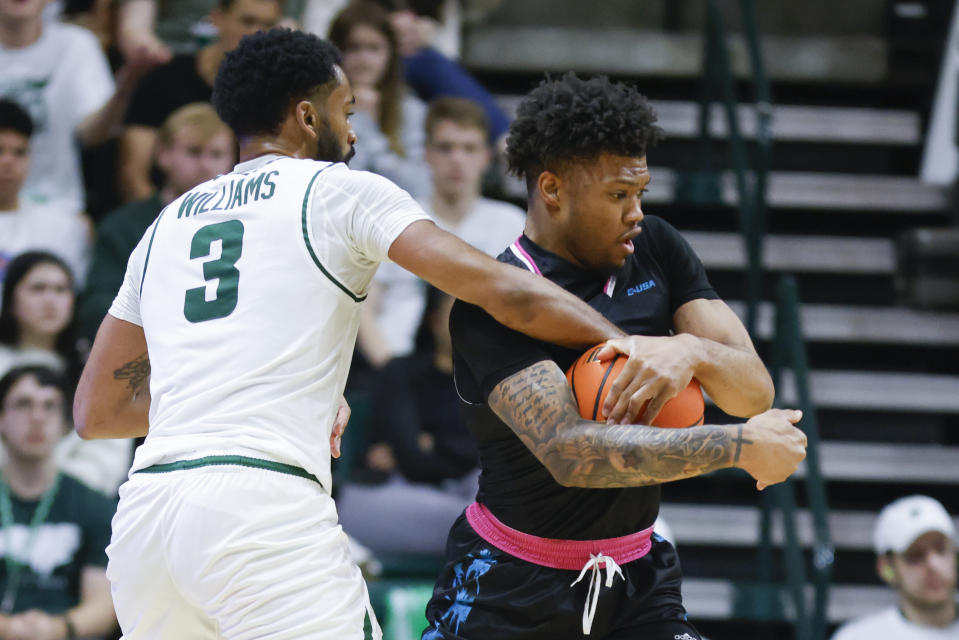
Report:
72,29,647,639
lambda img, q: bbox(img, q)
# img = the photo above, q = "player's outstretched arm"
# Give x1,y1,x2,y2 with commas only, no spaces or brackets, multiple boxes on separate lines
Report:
600,298,775,424
488,360,807,489
389,220,626,348
74,314,151,439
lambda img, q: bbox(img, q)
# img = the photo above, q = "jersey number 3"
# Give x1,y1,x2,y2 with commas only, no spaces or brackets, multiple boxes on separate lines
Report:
184,220,245,323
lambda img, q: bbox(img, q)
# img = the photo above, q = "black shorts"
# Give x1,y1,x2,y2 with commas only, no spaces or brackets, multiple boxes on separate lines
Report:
421,513,702,640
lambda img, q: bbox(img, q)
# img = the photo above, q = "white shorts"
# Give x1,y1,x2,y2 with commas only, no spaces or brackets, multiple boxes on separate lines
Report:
107,462,378,640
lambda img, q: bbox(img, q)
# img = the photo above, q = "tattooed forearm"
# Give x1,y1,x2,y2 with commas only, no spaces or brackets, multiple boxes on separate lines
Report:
113,352,150,394
572,422,733,488
489,361,738,489
733,424,753,465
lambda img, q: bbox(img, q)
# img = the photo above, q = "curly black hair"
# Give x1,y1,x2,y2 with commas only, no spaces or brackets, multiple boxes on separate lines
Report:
506,73,664,183
0,99,33,138
212,29,342,137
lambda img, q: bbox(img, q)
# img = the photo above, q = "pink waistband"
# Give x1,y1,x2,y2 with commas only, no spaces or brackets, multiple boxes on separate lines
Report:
465,502,654,571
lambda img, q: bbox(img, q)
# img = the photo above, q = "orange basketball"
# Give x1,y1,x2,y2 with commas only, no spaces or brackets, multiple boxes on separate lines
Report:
565,345,705,427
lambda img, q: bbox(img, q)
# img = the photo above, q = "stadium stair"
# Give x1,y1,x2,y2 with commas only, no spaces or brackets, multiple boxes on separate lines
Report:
361,2,958,638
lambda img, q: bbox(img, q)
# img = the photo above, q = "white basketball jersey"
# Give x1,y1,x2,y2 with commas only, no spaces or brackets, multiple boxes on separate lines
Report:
109,155,429,491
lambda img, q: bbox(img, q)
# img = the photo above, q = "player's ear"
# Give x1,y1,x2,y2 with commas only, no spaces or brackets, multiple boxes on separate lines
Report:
877,555,897,584
537,170,562,210
295,101,318,138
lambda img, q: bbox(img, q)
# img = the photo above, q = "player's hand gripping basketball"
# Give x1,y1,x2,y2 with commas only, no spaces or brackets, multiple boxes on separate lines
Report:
734,409,807,490
597,334,700,425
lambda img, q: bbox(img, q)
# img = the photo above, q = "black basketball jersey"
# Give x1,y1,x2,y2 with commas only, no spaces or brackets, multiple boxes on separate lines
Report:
449,215,718,540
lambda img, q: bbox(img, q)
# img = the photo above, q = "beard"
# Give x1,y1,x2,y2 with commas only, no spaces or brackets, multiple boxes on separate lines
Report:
314,118,355,164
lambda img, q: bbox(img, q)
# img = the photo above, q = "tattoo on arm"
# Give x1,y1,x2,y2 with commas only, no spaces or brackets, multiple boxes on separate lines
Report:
113,352,150,394
733,424,753,465
488,361,737,489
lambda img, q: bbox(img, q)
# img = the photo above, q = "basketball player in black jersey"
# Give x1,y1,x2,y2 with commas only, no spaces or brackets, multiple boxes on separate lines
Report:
420,73,808,640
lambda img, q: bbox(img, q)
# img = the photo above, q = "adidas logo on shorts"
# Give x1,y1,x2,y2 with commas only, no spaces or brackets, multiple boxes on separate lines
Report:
674,634,697,640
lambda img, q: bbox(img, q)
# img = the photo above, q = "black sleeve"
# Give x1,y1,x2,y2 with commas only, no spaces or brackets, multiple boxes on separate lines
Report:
449,300,553,403
644,215,719,311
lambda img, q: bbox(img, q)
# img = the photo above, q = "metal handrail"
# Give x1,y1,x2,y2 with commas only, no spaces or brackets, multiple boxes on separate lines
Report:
695,3,833,638
769,277,835,640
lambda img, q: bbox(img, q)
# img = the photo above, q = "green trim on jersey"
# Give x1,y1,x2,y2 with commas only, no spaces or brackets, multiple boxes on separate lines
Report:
300,166,367,303
139,208,169,296
135,455,322,485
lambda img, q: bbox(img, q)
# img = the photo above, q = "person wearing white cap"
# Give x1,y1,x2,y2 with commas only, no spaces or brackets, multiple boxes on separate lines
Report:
831,495,958,640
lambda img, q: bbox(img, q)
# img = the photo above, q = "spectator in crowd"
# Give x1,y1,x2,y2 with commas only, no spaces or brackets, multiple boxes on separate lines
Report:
386,0,511,146
328,1,431,200
383,0,460,58
832,495,958,640
356,97,522,369
304,0,510,145
79,103,236,340
0,253,83,388
420,97,522,251
339,287,479,556
118,0,279,201
0,100,90,293
116,0,302,64
0,0,154,213
0,365,116,638
58,0,114,50
117,0,208,62
303,0,463,59
0,253,132,496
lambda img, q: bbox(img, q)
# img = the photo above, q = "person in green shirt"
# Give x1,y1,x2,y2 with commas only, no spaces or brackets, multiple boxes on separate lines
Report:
77,103,236,341
0,365,116,640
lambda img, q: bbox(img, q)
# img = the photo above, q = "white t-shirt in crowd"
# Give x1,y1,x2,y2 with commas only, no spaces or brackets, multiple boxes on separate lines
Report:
0,200,91,293
0,23,115,212
109,155,428,492
371,196,525,357
832,607,959,640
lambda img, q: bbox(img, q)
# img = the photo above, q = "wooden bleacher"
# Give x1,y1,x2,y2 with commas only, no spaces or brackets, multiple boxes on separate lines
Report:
361,2,958,638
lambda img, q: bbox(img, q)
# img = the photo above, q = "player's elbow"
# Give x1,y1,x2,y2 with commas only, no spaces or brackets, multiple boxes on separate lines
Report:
754,375,775,413
73,393,108,439
750,362,775,411
74,415,97,440
545,460,579,488
541,431,613,489
734,372,776,417
713,365,775,418
536,444,576,487
73,401,98,439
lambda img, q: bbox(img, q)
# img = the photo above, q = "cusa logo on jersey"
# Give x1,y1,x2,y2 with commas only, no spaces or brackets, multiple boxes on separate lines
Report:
627,280,656,296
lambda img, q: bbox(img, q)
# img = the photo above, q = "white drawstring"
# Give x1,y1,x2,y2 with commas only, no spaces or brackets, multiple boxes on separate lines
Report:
362,577,382,640
569,553,624,635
